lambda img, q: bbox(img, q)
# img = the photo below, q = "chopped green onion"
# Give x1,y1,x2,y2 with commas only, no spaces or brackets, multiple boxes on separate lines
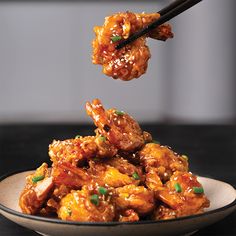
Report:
193,187,204,194
115,110,125,116
75,135,81,139
90,194,99,206
99,136,106,142
132,172,140,180
111,36,122,42
151,140,160,144
98,187,108,195
32,175,44,183
174,183,182,193
182,155,189,161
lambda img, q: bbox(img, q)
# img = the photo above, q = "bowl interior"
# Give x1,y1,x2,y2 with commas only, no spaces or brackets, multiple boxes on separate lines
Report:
0,171,235,220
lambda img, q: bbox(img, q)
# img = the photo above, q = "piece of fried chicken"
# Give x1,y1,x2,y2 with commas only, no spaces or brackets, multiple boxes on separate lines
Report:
58,186,115,222
88,157,143,188
139,143,188,186
92,11,173,81
49,134,117,167
19,163,54,214
153,171,210,219
112,184,155,216
86,99,152,152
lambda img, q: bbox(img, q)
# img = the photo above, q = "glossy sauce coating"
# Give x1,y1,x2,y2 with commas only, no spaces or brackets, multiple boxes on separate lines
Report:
49,135,117,167
112,184,155,215
58,186,115,222
139,143,188,182
86,98,152,152
19,99,209,222
19,163,54,214
92,12,173,81
153,171,210,219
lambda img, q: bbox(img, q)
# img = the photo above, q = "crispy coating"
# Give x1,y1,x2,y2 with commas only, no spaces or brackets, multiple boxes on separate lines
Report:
49,135,117,166
92,11,173,81
88,160,139,188
49,138,92,166
58,186,115,222
153,205,178,220
19,99,210,222
86,99,151,152
139,143,188,182
39,184,71,216
148,24,174,41
47,185,71,212
52,156,141,190
112,185,155,216
52,162,91,188
19,163,54,214
104,156,144,181
118,209,139,222
155,172,210,219
145,168,163,191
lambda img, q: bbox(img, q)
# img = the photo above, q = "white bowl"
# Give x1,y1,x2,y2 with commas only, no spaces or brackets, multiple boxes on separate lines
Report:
0,170,235,236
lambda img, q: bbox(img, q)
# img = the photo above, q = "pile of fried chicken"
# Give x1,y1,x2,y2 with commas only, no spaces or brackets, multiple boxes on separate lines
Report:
19,99,210,222
92,12,173,81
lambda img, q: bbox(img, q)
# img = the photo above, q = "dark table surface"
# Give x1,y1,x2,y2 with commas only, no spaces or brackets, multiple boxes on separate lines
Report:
0,124,235,236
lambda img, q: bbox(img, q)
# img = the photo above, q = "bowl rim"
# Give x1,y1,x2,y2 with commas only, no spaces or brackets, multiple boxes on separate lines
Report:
0,169,236,227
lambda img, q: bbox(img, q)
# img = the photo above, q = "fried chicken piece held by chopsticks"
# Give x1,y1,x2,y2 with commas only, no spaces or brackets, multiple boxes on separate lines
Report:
92,11,173,81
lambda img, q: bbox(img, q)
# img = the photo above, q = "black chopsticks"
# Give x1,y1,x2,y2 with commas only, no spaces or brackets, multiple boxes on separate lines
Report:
158,0,189,15
116,0,202,50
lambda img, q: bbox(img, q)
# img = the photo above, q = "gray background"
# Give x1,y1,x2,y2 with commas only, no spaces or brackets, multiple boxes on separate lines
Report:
0,0,235,124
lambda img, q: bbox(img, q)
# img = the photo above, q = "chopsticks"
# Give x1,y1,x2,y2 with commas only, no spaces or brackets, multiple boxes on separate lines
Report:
158,0,189,16
116,0,202,50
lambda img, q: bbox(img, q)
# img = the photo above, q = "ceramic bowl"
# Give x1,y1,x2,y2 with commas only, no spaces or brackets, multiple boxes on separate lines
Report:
0,170,235,236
